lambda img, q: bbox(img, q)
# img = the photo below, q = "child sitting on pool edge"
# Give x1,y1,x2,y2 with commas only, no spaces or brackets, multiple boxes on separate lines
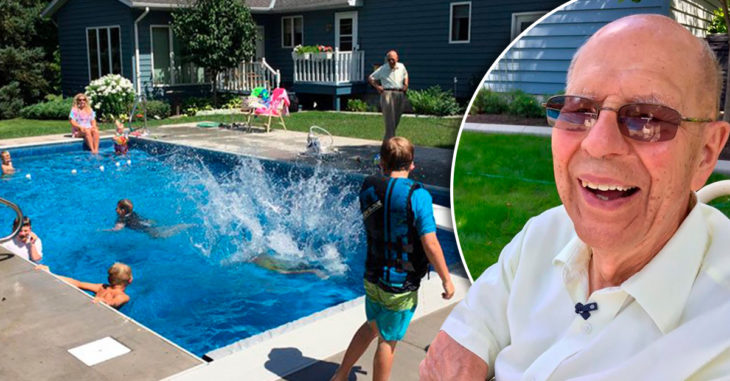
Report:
1,150,15,175
36,262,133,309
112,120,129,155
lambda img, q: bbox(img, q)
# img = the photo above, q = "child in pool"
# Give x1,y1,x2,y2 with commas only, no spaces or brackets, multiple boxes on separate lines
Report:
112,120,129,155
113,199,155,234
113,199,192,238
1,151,15,175
36,262,133,309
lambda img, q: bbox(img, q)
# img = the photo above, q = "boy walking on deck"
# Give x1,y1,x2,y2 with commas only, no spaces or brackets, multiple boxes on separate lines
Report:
332,137,454,381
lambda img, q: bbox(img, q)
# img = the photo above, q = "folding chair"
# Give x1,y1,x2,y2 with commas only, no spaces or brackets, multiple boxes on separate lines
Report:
251,88,290,133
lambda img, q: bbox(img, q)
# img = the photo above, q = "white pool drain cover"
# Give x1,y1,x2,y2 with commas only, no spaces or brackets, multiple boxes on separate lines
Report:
68,336,131,366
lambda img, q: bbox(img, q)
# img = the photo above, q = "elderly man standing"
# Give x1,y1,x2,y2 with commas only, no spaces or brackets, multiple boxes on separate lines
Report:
421,14,730,380
369,50,409,141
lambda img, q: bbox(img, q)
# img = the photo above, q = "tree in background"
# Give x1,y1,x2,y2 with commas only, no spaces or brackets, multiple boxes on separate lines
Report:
0,0,60,119
171,0,257,106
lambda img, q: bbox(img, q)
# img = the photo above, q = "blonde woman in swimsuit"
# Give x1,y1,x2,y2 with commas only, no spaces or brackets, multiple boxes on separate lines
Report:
69,93,100,154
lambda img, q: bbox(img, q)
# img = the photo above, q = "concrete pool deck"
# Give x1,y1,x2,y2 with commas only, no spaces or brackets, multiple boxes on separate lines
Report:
0,250,204,380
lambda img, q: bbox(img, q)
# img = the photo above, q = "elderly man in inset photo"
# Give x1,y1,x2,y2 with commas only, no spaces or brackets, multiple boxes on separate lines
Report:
369,50,409,142
421,14,730,380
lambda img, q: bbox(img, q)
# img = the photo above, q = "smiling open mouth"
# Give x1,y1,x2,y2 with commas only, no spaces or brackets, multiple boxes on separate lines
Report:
580,179,639,201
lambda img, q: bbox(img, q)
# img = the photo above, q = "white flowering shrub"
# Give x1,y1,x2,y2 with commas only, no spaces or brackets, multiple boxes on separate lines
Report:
84,74,135,122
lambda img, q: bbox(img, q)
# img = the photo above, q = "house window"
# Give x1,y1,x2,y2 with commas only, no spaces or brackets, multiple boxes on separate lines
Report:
282,16,303,48
449,2,471,43
150,26,206,85
335,12,358,51
86,26,122,80
511,11,547,40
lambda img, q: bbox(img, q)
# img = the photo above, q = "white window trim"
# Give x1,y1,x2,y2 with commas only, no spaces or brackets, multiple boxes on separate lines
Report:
281,15,304,48
335,11,358,51
511,11,546,40
449,2,471,44
85,25,123,82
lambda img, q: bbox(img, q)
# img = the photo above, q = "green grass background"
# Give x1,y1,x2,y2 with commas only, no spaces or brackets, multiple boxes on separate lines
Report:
0,112,460,149
454,131,730,278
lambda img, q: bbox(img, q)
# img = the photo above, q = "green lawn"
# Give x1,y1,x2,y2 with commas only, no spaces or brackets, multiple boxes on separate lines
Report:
454,131,730,278
0,112,460,149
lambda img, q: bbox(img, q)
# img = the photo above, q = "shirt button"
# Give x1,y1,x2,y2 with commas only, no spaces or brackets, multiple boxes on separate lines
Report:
583,323,592,334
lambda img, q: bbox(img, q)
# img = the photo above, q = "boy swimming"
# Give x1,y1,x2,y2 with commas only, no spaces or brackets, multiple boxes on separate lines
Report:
113,199,192,238
37,262,133,309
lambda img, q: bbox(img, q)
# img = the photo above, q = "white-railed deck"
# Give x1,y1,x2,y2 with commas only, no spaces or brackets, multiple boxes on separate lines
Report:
217,58,281,93
292,49,365,85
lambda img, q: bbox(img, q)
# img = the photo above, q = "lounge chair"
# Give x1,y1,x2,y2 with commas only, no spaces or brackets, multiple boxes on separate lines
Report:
698,179,730,204
247,87,290,133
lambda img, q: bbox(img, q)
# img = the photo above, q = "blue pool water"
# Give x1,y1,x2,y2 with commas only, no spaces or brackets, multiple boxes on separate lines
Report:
1,140,459,357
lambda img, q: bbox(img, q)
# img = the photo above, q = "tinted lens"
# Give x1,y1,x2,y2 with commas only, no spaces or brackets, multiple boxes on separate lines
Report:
617,104,681,142
545,95,597,131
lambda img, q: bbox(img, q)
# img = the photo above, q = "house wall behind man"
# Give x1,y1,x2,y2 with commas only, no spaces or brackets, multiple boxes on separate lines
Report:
253,0,565,100
483,0,714,96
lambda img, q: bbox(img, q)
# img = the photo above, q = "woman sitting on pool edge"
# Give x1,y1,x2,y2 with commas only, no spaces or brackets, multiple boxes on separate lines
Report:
36,263,133,309
69,93,100,154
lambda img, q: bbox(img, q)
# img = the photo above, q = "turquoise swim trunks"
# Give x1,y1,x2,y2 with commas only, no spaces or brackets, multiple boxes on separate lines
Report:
364,280,418,341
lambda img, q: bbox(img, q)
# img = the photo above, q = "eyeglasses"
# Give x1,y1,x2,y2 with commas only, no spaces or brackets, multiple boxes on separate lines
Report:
77,99,87,103
544,95,714,142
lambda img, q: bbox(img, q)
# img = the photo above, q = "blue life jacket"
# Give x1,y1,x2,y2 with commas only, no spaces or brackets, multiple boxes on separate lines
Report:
360,175,429,293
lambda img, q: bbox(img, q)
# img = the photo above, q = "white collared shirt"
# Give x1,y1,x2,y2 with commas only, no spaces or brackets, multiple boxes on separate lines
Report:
443,203,730,380
1,235,43,263
370,62,408,89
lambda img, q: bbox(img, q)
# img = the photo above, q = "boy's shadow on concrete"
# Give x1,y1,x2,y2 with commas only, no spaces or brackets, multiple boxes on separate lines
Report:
265,347,366,380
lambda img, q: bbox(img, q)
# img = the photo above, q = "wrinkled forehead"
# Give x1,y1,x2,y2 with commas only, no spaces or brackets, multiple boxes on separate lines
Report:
568,17,708,106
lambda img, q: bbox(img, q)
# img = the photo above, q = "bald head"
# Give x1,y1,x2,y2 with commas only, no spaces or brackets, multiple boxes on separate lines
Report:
567,14,721,119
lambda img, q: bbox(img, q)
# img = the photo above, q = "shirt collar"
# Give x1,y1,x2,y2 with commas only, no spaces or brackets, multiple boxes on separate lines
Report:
553,196,709,334
622,198,708,334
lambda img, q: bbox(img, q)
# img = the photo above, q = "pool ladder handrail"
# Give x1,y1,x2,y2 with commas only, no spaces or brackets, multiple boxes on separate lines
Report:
0,198,23,243
128,94,148,132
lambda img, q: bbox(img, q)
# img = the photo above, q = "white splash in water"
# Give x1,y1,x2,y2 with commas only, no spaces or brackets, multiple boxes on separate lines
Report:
168,153,363,277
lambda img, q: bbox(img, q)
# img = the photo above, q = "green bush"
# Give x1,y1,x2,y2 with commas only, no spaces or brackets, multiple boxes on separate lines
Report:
471,88,508,115
20,95,74,120
346,98,369,112
182,96,211,116
143,100,171,119
407,86,462,116
506,90,544,118
85,74,135,122
0,82,24,119
709,8,727,34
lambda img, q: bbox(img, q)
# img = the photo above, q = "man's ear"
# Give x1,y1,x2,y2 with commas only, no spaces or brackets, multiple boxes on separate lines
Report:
691,120,730,191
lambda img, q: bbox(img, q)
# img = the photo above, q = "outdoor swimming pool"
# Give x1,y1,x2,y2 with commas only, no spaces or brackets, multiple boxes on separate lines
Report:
1,139,459,357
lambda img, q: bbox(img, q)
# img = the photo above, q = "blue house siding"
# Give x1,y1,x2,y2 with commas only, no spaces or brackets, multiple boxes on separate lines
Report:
484,0,715,95
355,0,566,99
55,0,134,97
253,0,565,100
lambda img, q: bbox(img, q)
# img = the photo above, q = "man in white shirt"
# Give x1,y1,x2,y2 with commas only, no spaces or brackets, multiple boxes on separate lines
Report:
1,217,43,263
369,50,409,141
421,14,730,380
